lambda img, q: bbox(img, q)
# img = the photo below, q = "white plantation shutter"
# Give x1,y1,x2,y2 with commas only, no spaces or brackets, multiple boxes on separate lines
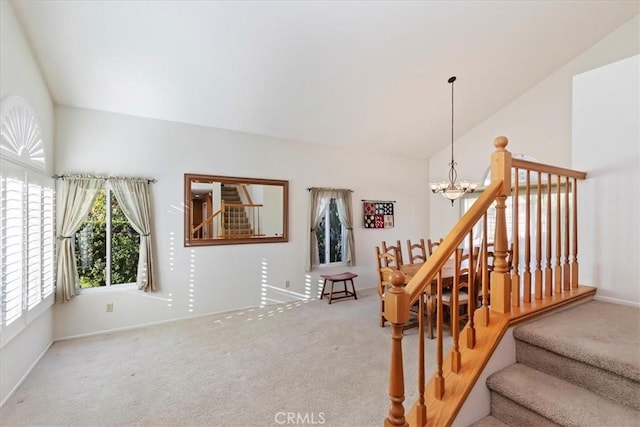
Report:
42,187,55,298
1,161,55,345
1,96,54,345
1,168,25,326
27,183,42,309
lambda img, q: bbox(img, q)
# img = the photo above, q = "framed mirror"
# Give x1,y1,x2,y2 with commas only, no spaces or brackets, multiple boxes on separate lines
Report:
184,174,289,246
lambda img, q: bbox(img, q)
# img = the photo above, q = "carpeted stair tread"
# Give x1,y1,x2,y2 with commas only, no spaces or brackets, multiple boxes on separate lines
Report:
513,300,640,382
469,414,511,427
487,363,640,426
516,339,640,410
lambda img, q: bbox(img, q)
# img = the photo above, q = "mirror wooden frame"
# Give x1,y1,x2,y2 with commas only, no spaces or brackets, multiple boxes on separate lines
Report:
184,173,289,246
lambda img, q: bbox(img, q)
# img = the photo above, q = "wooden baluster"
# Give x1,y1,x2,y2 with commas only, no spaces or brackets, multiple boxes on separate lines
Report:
467,232,476,349
563,176,570,290
385,272,409,427
554,174,562,294
478,214,490,326
489,136,512,314
512,168,520,307
545,173,553,296
416,293,426,426
524,170,532,303
452,249,461,373
535,173,543,300
435,271,445,400
571,177,579,289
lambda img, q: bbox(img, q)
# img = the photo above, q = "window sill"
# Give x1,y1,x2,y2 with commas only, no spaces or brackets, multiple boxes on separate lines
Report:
76,283,138,294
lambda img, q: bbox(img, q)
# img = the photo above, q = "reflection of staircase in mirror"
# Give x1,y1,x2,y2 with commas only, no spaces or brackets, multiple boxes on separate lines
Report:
221,184,253,237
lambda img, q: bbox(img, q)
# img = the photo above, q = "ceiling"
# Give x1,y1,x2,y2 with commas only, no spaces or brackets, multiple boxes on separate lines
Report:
10,1,639,159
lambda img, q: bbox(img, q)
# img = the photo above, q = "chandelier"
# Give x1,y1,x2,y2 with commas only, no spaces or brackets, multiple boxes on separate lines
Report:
430,76,478,205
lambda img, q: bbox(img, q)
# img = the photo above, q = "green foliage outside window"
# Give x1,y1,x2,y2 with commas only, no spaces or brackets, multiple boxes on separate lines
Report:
75,190,139,288
315,198,343,264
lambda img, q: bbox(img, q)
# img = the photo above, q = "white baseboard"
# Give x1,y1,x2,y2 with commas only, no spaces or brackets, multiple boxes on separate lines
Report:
593,295,640,308
1,339,54,407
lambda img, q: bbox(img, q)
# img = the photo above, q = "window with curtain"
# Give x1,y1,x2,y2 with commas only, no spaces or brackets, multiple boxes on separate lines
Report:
316,198,344,264
74,186,139,288
1,96,54,346
307,188,356,271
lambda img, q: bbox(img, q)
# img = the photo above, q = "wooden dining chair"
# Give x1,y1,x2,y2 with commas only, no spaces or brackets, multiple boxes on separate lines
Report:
427,238,444,256
375,245,419,329
477,241,514,306
381,240,404,266
406,238,427,264
375,246,400,327
441,246,479,335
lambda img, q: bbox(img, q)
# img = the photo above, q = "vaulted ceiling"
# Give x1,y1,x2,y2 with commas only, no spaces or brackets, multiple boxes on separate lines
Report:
10,0,639,158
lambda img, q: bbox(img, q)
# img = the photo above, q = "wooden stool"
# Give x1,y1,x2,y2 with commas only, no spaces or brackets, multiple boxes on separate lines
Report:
320,272,358,304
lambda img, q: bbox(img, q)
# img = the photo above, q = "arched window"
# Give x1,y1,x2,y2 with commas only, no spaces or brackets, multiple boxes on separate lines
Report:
1,96,54,345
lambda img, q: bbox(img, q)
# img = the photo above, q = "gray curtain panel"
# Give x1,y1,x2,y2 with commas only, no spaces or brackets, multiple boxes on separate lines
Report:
109,178,156,292
55,177,104,302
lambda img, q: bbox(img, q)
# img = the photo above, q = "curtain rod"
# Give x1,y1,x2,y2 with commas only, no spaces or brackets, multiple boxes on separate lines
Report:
361,199,396,203
306,187,353,192
52,174,157,183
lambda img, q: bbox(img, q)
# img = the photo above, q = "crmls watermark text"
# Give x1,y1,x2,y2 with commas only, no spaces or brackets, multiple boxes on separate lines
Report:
274,412,326,425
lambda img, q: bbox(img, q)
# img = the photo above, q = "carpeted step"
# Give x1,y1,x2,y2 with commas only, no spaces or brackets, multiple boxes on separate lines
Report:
487,363,640,426
515,340,640,410
513,300,640,410
468,414,511,427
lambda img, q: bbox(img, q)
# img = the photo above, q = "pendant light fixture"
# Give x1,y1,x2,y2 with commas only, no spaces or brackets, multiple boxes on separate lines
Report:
429,76,478,205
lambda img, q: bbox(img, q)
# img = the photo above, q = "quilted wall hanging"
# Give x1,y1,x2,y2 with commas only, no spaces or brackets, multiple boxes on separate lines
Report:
363,200,395,229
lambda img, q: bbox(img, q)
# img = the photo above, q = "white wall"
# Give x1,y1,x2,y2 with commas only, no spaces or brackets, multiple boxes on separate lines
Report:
53,106,430,338
0,1,55,404
573,55,640,306
429,15,640,241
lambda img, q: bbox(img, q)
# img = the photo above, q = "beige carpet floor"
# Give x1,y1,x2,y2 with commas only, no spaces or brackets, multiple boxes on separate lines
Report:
1,288,451,427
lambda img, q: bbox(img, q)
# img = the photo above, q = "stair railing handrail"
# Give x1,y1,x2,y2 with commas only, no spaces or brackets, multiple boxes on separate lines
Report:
239,184,255,205
192,208,223,235
384,136,589,427
511,158,586,180
403,181,503,306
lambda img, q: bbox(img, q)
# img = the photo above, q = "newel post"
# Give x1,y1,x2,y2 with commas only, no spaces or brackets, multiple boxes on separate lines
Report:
385,271,410,427
490,136,512,314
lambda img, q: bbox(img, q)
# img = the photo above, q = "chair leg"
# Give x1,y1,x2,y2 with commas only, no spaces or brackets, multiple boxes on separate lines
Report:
380,299,386,327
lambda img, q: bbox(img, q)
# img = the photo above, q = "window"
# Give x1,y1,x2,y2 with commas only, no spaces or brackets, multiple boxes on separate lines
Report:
315,198,345,265
1,161,55,342
307,188,355,271
75,187,139,288
1,96,54,346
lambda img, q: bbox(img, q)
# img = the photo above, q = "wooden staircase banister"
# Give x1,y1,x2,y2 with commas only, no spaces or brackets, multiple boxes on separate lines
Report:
384,136,593,427
405,181,503,305
511,158,587,180
192,208,222,234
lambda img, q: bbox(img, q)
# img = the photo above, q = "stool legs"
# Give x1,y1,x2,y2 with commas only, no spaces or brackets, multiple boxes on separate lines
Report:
321,278,357,304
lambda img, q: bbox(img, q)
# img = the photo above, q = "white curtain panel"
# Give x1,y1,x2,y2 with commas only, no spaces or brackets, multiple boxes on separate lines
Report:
334,190,356,266
55,177,104,302
109,178,156,292
306,189,331,272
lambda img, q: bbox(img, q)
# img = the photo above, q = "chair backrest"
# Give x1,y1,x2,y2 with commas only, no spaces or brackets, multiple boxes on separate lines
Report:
427,238,443,256
406,238,427,264
455,246,480,290
375,246,397,297
381,240,403,267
